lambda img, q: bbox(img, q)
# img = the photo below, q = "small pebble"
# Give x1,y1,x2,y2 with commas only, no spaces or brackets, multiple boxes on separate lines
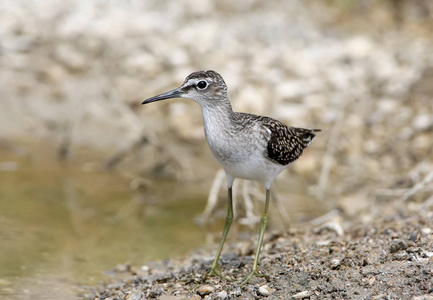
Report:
107,282,125,289
412,296,433,300
258,285,274,297
196,285,215,297
412,114,433,130
159,296,187,300
148,288,164,298
330,258,341,269
113,263,131,273
216,290,228,299
389,240,408,253
421,227,432,235
230,287,242,297
124,289,145,300
292,291,312,299
258,286,270,297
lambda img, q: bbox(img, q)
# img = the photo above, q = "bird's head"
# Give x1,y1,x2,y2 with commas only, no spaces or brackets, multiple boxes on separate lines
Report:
142,70,228,107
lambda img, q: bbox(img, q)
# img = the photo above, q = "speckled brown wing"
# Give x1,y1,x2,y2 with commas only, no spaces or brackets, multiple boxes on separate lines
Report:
263,119,320,166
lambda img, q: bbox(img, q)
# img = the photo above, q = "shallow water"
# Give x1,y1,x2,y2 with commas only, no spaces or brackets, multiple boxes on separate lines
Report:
0,143,323,299
0,147,208,298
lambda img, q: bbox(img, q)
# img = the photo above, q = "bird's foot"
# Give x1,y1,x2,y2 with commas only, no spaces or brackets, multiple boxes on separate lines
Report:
205,264,232,282
239,269,268,286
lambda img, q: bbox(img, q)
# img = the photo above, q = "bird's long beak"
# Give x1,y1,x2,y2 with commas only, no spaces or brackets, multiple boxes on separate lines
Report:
141,88,183,105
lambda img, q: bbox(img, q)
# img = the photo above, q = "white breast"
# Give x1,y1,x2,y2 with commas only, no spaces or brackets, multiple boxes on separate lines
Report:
201,108,287,187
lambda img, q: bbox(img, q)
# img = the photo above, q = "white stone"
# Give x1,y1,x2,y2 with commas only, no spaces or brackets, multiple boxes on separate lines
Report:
413,114,433,131
258,285,273,296
421,227,432,235
292,290,312,299
216,290,228,299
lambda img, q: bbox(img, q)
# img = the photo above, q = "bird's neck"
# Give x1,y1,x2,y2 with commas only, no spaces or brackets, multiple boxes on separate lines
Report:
200,97,235,138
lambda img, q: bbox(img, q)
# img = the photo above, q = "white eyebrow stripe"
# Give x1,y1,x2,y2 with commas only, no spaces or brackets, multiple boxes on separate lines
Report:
185,78,200,86
185,78,212,87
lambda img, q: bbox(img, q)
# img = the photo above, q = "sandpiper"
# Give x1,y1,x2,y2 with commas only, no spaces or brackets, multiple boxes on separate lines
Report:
142,70,320,285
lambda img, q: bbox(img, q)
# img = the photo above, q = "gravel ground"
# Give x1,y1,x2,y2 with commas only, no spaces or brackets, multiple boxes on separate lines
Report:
82,190,433,299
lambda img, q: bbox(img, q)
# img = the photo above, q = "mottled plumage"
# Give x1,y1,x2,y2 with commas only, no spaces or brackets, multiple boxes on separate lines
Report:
264,121,319,165
142,70,320,285
228,112,319,166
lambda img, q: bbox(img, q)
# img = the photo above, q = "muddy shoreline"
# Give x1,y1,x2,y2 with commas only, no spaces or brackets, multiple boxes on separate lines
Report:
83,192,433,299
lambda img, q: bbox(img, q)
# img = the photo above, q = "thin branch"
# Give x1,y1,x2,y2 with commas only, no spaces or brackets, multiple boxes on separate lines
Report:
402,169,433,201
196,169,225,226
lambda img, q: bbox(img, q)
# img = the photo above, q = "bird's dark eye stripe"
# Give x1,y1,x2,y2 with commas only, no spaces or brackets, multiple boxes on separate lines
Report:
197,81,208,89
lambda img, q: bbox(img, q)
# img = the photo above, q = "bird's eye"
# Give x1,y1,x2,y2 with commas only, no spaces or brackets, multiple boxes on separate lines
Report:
196,80,208,90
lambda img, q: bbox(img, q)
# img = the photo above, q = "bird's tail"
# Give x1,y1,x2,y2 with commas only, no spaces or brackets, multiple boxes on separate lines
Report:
294,127,321,145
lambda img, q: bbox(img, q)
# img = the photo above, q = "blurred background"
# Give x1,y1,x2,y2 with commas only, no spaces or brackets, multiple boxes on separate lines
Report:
0,0,432,298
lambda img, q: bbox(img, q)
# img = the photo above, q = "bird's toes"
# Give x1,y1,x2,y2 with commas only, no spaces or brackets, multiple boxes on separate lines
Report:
205,265,232,282
239,269,268,286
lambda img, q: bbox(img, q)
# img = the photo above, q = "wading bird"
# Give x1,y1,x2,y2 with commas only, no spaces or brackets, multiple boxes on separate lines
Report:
142,70,320,285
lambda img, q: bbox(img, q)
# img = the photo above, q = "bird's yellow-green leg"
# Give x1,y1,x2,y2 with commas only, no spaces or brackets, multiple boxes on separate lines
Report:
206,186,234,281
240,188,271,286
